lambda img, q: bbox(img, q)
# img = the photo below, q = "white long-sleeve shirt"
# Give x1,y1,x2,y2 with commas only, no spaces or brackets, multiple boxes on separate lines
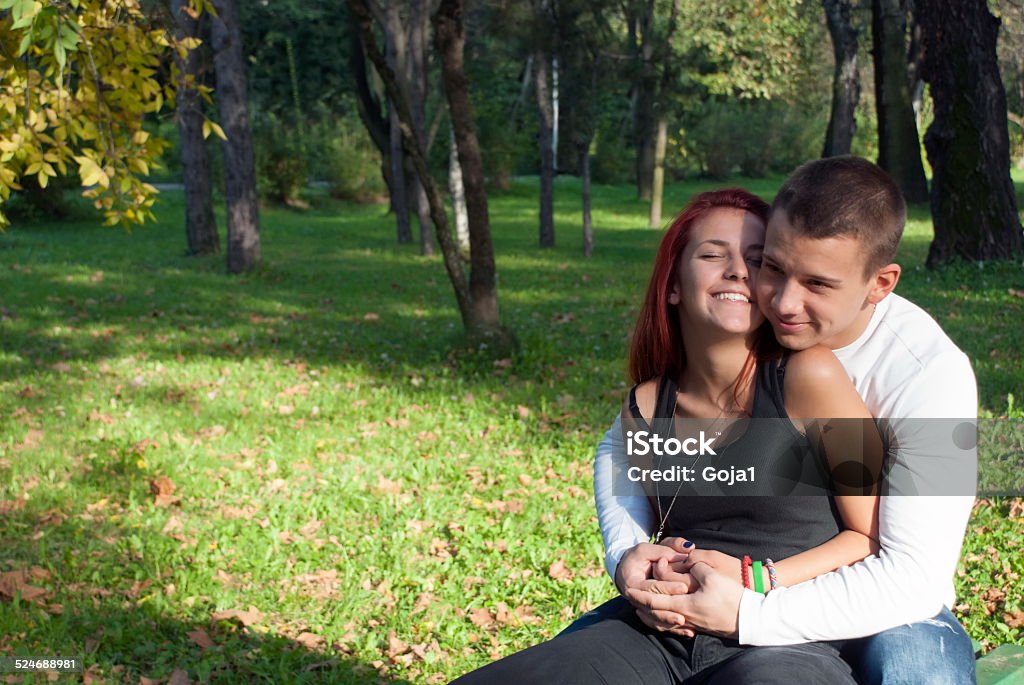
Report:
594,293,978,645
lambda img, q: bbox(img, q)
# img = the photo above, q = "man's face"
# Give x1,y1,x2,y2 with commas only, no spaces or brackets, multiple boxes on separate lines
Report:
756,209,881,350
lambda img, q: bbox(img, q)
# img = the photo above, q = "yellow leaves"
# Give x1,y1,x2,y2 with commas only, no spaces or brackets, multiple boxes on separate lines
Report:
36,163,56,189
129,158,149,176
74,154,110,188
0,0,181,229
202,119,227,141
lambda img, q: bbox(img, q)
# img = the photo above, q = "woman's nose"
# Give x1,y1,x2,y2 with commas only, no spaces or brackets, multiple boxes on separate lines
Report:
724,258,748,281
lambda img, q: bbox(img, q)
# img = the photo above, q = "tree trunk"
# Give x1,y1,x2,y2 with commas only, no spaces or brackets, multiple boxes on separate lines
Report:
918,0,1024,266
634,79,656,201
434,0,511,344
905,0,925,126
449,123,469,255
409,0,434,256
647,0,679,227
385,1,413,244
872,0,929,203
347,0,512,349
171,0,219,256
349,29,393,197
209,0,260,274
632,1,657,201
580,142,593,258
648,116,667,228
535,49,555,248
822,0,859,157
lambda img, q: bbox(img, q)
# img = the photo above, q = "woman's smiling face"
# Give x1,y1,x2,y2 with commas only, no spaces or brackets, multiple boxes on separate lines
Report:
670,207,766,338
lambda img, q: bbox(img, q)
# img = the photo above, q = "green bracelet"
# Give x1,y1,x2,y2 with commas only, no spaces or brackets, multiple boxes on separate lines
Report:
752,561,764,594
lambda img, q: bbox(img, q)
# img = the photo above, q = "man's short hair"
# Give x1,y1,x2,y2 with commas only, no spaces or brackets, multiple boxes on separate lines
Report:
772,156,906,277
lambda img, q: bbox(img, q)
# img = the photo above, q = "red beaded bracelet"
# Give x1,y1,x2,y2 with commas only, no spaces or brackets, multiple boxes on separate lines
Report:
741,555,752,589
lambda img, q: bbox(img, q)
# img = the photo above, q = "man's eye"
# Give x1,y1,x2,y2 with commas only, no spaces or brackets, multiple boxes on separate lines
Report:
746,257,762,266
808,281,830,289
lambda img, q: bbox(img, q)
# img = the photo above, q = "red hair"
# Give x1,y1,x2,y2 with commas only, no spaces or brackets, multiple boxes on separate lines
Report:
628,188,777,410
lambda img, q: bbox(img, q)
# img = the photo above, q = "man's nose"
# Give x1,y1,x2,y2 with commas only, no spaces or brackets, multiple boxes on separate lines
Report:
772,281,802,316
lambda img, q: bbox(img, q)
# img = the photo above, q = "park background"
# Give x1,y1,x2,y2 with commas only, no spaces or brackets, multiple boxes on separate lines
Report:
1,0,1023,683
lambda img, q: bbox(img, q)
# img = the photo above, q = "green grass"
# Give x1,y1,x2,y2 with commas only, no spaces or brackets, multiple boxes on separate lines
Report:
0,176,1021,683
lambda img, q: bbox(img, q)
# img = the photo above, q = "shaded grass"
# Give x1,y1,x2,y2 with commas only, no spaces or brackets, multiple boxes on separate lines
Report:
0,175,1021,683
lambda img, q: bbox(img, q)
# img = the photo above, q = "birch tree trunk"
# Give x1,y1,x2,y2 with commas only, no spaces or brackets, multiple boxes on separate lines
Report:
449,124,469,255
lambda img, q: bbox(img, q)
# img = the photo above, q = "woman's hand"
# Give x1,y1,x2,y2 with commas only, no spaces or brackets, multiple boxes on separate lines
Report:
675,549,743,584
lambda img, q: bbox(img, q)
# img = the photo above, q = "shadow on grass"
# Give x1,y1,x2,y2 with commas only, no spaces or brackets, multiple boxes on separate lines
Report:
1,498,418,684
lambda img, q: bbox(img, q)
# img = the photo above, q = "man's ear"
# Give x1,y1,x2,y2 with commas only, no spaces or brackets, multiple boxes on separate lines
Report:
867,263,900,304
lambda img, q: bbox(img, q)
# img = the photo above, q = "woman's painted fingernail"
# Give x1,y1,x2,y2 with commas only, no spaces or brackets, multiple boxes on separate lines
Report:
683,541,693,549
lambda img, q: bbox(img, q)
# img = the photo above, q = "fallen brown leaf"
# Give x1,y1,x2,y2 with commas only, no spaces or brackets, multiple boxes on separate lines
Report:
167,669,190,685
548,560,574,581
386,632,410,658
211,605,261,626
186,629,215,650
294,632,324,649
1005,610,1024,629
150,476,181,508
469,607,494,629
0,569,47,602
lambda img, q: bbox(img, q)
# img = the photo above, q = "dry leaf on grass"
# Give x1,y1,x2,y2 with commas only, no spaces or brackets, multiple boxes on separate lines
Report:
468,607,494,629
211,605,261,626
0,569,47,602
294,632,324,649
167,669,190,685
1004,610,1024,629
149,476,181,507
186,629,215,650
548,560,574,581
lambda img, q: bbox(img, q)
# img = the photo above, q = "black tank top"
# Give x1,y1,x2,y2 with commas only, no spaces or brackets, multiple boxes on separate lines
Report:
628,357,842,562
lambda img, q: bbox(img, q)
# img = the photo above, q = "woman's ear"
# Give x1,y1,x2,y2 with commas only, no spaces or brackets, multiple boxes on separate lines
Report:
669,284,681,305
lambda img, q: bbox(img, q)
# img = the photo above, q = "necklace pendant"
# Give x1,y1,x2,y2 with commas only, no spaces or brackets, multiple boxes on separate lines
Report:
653,527,664,544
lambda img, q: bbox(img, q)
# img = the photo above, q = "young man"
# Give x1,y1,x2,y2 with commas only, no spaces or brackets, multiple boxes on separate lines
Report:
593,156,978,684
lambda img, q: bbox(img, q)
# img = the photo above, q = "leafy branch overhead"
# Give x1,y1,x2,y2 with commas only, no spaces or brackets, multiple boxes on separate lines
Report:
0,0,218,228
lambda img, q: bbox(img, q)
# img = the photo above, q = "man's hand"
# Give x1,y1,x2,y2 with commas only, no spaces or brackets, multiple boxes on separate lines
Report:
626,562,745,639
614,543,687,595
614,542,695,635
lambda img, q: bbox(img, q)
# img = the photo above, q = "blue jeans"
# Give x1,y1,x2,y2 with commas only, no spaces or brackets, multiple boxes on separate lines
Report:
843,606,976,685
562,602,976,684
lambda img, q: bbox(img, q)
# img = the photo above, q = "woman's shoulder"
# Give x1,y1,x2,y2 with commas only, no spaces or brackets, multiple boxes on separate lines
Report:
782,346,869,419
630,377,662,421
783,345,848,386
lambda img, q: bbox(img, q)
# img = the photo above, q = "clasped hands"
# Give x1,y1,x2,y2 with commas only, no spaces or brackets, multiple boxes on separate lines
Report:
613,537,745,639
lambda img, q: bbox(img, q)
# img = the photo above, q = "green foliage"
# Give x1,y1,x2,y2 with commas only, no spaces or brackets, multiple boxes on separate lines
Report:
680,0,817,100
318,122,387,203
592,121,635,184
240,0,352,121
253,113,308,206
684,99,827,179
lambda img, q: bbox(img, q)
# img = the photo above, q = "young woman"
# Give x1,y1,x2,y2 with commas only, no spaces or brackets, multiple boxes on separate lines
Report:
451,189,882,684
